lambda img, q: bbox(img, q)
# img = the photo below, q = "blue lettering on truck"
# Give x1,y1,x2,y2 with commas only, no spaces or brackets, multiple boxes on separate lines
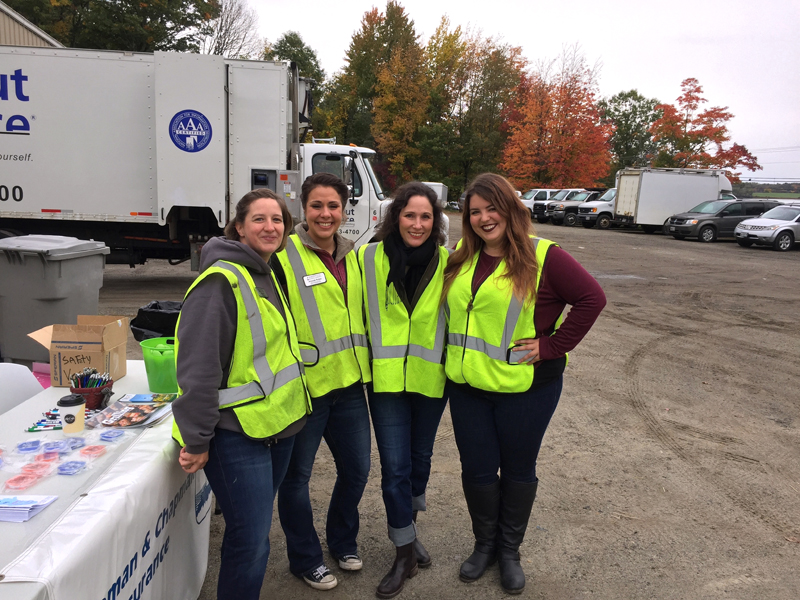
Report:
169,110,212,152
0,69,31,134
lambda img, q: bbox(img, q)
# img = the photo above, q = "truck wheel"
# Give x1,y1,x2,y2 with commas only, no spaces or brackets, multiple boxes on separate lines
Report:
773,231,794,252
736,239,753,248
699,226,717,243
536,216,549,224
564,212,578,227
582,221,594,229
597,215,612,230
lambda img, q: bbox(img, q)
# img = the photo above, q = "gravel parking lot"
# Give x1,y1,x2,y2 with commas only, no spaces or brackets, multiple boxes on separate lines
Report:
100,218,800,599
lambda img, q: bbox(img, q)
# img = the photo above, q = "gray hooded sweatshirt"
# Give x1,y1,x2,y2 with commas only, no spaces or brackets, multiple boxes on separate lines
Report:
172,236,305,454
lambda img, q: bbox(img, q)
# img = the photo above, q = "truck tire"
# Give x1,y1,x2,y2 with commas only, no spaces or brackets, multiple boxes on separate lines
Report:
699,225,717,243
773,231,794,252
564,212,578,227
597,215,612,230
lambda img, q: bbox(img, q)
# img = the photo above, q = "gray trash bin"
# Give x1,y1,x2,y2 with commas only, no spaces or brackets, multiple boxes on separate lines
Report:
0,235,110,363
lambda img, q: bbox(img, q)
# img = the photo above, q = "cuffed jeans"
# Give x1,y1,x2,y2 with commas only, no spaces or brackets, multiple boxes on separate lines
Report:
368,384,447,546
448,376,563,486
203,428,295,600
278,382,371,575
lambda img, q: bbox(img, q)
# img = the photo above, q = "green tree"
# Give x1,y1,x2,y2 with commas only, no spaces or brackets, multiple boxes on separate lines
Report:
263,31,325,84
598,89,661,185
7,0,219,52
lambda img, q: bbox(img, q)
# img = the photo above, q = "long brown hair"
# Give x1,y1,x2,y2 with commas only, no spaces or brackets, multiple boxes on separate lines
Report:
223,188,292,253
442,173,539,305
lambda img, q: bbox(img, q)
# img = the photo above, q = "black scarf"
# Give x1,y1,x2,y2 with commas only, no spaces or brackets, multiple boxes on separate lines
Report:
383,230,437,303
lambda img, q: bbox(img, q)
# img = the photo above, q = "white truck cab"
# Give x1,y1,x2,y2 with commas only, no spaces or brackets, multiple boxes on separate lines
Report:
578,188,617,229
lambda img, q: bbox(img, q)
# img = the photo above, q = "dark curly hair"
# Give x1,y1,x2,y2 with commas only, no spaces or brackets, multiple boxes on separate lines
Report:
374,182,446,245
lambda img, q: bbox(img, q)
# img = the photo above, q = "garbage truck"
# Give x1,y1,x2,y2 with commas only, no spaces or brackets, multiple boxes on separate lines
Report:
613,168,734,233
0,47,397,268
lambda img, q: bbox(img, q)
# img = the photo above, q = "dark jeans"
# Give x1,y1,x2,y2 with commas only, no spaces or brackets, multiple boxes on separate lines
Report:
203,428,295,600
368,384,448,546
278,382,371,575
448,376,563,486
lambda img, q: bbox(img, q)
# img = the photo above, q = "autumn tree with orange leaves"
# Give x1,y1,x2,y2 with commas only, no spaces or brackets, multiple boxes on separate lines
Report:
649,78,761,181
502,47,611,190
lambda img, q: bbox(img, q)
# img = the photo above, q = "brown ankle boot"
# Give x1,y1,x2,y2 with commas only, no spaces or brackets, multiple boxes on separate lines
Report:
376,543,418,599
412,510,431,568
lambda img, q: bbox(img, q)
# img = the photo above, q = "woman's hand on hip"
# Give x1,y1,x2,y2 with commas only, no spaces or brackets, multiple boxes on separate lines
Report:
513,338,541,364
179,447,209,473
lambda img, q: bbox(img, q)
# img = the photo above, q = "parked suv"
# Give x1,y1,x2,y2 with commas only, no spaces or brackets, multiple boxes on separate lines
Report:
536,188,585,224
548,190,603,226
667,199,781,242
734,203,800,251
520,189,560,218
579,188,617,229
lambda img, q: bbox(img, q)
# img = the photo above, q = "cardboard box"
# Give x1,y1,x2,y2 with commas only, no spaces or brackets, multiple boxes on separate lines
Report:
28,316,129,387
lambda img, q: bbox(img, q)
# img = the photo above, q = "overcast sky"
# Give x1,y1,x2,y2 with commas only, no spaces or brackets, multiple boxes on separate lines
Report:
253,0,800,183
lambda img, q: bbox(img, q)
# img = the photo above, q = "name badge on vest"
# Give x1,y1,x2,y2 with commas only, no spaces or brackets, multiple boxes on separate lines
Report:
303,272,327,287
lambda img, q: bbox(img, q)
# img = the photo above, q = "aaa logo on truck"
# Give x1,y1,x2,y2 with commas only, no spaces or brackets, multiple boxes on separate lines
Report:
169,110,212,152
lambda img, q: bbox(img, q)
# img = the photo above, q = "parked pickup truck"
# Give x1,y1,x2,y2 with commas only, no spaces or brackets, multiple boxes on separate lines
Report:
535,188,585,223
578,188,617,229
521,189,560,219
547,190,603,226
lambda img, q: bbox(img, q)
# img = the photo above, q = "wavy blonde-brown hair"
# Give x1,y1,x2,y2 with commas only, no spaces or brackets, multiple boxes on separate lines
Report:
442,173,538,305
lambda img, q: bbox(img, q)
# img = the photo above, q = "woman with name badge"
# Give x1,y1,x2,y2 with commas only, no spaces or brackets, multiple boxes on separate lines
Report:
270,173,372,591
442,173,605,595
172,189,311,600
358,182,449,599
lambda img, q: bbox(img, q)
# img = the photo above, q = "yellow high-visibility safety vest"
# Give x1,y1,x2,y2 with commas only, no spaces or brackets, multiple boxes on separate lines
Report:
173,260,311,445
445,237,564,393
358,242,448,398
276,235,371,398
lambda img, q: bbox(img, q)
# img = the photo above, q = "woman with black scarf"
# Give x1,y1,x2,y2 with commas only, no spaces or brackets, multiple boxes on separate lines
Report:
358,182,449,599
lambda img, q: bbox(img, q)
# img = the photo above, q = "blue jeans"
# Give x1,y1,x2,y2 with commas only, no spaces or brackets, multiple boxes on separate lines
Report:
278,382,371,575
203,428,295,600
368,384,447,546
448,376,563,486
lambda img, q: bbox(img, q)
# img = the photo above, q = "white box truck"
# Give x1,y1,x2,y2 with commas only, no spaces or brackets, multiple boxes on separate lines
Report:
0,47,397,267
614,168,733,233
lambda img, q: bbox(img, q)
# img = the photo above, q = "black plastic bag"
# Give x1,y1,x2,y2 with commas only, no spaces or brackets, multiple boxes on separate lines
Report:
130,300,183,342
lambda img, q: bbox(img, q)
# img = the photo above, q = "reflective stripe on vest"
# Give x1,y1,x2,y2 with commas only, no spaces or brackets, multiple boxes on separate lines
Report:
362,243,446,364
283,240,369,364
445,237,563,391
212,261,303,407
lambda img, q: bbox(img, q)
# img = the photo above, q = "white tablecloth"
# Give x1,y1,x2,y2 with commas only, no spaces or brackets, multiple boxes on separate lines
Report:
0,361,211,600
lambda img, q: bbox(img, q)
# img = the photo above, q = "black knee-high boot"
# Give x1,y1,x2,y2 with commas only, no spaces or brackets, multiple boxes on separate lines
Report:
497,478,538,594
460,478,501,582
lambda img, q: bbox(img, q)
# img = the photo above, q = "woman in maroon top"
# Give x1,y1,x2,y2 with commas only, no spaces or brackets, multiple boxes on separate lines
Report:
442,173,605,594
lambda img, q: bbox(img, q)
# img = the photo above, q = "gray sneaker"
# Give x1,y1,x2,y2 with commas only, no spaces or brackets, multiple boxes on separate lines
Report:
302,564,338,590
